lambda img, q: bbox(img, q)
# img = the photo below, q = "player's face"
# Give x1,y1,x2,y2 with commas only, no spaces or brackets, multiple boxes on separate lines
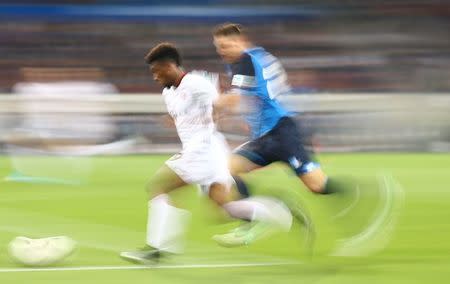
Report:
214,35,244,63
150,61,176,88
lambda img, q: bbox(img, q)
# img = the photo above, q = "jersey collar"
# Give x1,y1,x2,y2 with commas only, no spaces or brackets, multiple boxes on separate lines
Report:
244,46,263,53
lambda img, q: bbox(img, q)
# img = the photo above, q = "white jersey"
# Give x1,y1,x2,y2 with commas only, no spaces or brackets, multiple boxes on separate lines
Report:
163,72,218,151
163,72,231,187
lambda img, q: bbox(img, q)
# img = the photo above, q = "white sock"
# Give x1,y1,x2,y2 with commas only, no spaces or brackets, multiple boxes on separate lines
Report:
146,194,191,254
223,197,293,231
249,197,293,231
223,200,268,221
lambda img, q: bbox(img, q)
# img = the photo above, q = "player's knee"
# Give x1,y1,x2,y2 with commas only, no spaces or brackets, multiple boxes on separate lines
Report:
228,161,242,176
229,167,242,176
228,156,248,176
145,183,156,197
208,184,227,206
145,181,166,198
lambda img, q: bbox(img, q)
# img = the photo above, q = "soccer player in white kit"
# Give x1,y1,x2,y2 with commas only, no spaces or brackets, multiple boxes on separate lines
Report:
121,42,303,264
120,42,233,263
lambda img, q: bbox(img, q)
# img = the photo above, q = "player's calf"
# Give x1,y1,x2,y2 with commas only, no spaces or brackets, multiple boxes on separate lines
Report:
299,168,328,194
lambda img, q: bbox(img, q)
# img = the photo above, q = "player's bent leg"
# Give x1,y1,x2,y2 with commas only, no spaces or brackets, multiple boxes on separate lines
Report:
208,182,238,206
121,164,190,264
299,168,328,194
211,175,280,248
295,160,355,196
145,164,187,199
229,154,262,176
250,179,315,225
212,173,317,251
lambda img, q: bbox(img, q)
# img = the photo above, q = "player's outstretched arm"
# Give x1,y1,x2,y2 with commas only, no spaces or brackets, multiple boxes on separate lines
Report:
161,114,175,128
214,92,241,113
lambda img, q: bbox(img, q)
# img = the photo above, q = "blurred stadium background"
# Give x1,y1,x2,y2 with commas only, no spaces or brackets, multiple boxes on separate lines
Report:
0,1,449,283
0,0,449,154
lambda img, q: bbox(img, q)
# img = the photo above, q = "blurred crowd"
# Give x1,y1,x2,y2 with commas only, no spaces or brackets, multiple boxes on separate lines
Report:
0,1,448,155
0,1,449,94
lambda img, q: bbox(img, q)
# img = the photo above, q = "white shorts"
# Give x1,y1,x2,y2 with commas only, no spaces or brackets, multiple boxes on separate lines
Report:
165,133,232,188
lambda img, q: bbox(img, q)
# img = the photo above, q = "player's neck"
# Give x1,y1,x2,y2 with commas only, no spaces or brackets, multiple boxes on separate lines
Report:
242,41,253,50
174,70,187,88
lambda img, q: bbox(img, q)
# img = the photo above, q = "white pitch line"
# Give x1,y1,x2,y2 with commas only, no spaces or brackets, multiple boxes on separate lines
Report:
0,261,302,273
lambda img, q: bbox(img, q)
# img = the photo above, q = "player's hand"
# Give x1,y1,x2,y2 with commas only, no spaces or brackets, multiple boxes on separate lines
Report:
161,114,175,128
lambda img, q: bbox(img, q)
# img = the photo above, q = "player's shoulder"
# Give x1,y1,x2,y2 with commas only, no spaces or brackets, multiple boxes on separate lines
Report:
233,46,273,73
246,46,268,56
246,47,276,65
183,72,207,85
179,71,218,92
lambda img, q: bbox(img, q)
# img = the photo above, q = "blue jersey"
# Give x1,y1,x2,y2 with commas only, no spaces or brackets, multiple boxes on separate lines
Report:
227,46,292,139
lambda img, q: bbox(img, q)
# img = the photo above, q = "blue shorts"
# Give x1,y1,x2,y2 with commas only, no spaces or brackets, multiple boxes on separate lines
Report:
234,116,320,175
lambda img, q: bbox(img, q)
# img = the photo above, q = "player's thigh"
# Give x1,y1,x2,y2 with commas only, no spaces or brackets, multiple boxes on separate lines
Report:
229,153,262,176
274,117,326,192
299,167,328,193
146,164,187,197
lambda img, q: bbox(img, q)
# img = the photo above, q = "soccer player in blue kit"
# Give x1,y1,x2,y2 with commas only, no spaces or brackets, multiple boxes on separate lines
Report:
209,23,401,251
211,23,330,199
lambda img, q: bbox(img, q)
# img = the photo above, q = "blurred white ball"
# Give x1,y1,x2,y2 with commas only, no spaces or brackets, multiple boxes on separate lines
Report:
8,236,77,266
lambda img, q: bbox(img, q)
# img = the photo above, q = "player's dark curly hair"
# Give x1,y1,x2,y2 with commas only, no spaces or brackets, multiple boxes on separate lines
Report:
212,23,246,37
145,42,182,66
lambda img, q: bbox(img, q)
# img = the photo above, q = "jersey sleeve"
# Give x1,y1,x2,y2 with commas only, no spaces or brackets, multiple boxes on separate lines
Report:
231,53,257,95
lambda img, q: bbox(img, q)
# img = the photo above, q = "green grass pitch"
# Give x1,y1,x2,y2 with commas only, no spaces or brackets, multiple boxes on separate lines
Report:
0,153,449,283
